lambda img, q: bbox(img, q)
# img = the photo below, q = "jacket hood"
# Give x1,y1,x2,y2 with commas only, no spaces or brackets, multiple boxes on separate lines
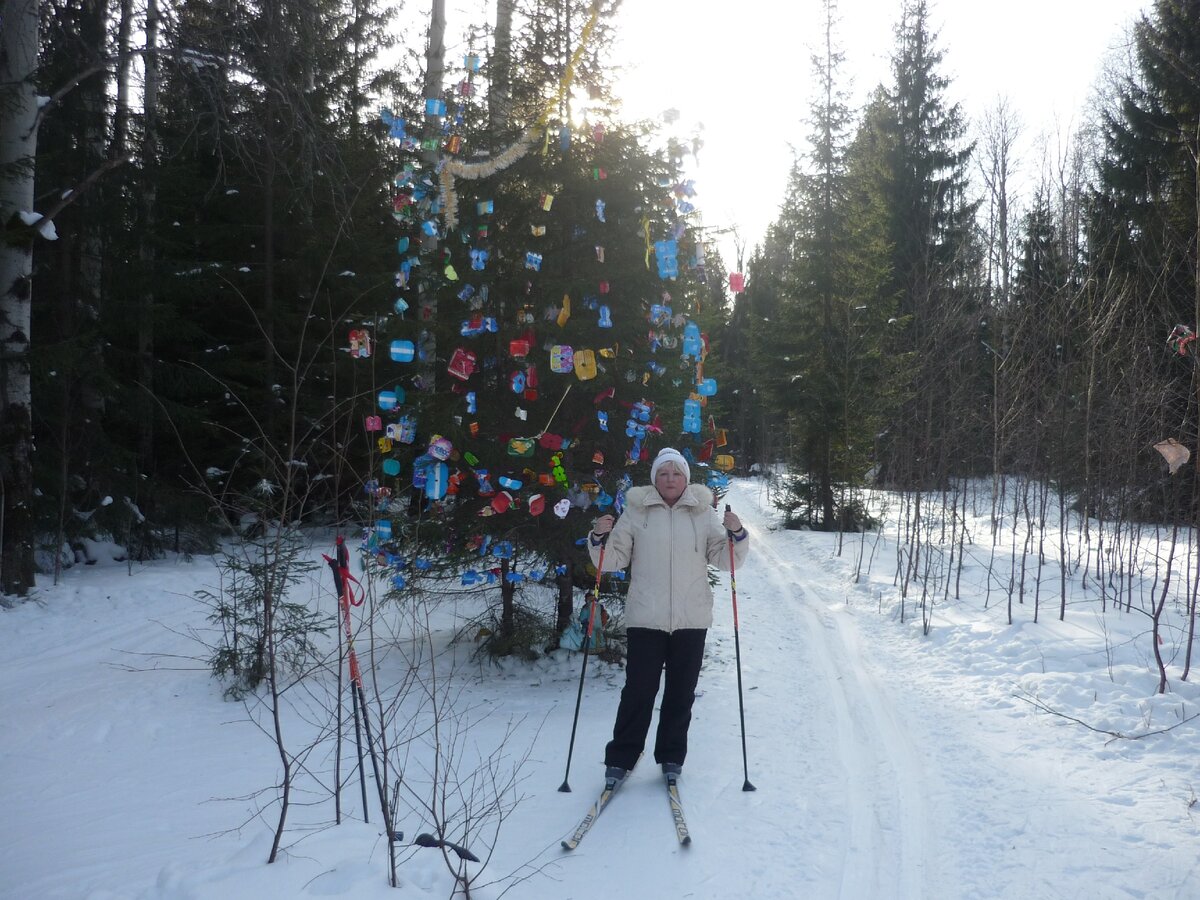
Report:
626,483,715,513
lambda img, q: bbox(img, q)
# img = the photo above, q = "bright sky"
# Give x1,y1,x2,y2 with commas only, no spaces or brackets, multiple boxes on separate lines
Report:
433,0,1147,272
608,0,1147,269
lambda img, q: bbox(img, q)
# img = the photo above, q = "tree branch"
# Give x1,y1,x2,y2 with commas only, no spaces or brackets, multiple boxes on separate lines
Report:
1015,690,1200,744
25,155,132,235
26,63,111,139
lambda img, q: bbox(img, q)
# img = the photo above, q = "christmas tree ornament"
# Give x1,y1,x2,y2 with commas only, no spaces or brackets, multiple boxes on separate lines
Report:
573,349,598,380
383,113,406,141
349,330,372,358
551,345,574,373
447,347,478,380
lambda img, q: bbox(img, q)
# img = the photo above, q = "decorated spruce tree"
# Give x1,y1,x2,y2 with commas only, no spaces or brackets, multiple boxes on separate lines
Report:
351,30,732,655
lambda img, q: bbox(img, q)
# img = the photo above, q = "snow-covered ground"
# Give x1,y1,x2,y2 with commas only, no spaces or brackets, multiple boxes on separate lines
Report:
3,478,1199,899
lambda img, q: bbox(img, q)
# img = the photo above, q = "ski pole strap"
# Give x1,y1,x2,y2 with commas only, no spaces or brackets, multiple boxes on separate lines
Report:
342,568,365,607
330,537,365,606
326,544,364,607
323,554,345,596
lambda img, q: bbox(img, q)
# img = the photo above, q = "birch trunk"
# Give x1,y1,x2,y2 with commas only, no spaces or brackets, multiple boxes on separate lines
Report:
0,0,41,596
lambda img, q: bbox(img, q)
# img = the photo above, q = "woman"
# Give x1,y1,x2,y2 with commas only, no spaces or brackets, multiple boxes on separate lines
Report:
588,447,750,785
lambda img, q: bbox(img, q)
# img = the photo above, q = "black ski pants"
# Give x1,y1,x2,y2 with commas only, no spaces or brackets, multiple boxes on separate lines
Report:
605,627,707,771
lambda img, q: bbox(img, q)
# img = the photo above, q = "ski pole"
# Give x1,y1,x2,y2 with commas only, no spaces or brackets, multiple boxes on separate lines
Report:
324,539,370,821
325,538,402,843
727,505,756,792
559,533,607,793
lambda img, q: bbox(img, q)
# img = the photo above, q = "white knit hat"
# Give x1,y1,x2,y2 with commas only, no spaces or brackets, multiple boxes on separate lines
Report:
650,447,690,484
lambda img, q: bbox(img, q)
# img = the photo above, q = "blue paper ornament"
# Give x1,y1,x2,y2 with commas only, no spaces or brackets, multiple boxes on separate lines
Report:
654,240,679,280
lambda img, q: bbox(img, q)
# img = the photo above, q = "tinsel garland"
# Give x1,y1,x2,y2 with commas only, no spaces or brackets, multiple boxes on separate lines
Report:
439,128,539,229
439,2,602,229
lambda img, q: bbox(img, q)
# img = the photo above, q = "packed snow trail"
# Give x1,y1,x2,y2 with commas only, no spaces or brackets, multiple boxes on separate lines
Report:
533,479,945,899
4,478,1200,898
750,516,931,898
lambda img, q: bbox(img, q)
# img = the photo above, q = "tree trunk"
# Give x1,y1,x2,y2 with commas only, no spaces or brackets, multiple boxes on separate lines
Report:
136,0,161,500
555,560,574,639
261,0,280,439
112,0,136,159
78,0,110,418
490,0,516,139
417,0,446,391
422,0,446,116
0,0,41,597
499,557,515,644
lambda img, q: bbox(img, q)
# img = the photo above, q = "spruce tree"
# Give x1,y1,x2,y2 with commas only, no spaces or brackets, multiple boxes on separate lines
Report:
362,3,717,655
1094,0,1200,490
122,0,404,536
873,0,982,485
1097,0,1198,326
743,1,892,529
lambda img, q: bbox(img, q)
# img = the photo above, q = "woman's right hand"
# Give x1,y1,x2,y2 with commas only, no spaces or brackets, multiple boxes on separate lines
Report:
592,515,615,536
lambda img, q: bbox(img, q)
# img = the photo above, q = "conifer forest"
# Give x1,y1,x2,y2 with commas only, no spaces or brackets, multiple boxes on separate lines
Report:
2,0,1199,655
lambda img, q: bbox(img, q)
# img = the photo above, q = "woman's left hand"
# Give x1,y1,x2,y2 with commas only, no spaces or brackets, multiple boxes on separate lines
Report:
723,509,743,533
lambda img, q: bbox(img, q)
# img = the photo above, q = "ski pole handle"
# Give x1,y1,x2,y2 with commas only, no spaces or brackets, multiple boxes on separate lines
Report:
723,503,743,538
590,514,615,541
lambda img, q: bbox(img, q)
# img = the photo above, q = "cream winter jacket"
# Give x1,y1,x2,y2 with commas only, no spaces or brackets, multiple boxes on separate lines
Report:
588,483,750,632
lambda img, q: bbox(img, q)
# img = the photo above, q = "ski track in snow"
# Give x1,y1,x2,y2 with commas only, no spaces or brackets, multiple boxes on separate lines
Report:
726,479,1200,900
6,479,1200,899
745,494,930,900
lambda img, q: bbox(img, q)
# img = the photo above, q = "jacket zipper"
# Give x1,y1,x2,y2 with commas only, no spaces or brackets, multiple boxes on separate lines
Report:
668,505,674,632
